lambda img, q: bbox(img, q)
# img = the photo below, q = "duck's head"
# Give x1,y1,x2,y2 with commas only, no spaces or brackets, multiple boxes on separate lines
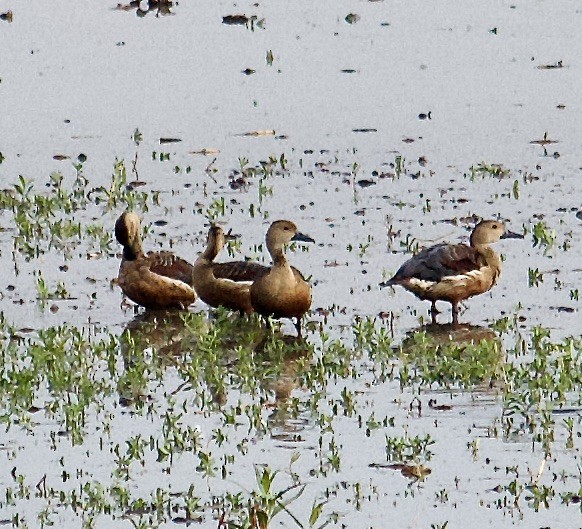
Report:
115,211,142,249
266,220,315,253
207,225,226,251
470,220,524,246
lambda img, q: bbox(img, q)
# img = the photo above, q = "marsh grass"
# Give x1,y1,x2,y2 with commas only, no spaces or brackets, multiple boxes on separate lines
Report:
0,154,581,528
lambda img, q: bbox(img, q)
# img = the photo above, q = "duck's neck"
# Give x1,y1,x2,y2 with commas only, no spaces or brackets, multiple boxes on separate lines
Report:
201,241,219,262
473,244,501,271
123,239,142,261
269,244,288,268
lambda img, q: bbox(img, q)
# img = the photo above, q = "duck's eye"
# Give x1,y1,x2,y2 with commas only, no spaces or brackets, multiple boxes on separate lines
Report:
492,224,498,229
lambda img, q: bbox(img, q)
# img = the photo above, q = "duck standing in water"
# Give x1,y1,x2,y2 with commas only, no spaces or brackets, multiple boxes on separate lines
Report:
193,225,269,314
250,220,315,337
380,220,524,323
115,212,197,310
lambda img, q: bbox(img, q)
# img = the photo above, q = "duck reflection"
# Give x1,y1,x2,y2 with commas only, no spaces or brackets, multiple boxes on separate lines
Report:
253,334,313,440
408,322,499,345
120,310,206,362
398,322,504,391
118,310,313,418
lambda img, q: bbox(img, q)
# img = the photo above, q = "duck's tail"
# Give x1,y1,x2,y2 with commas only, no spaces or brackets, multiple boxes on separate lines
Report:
379,278,398,288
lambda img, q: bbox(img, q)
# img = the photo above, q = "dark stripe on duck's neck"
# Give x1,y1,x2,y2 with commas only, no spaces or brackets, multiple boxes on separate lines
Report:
123,246,139,261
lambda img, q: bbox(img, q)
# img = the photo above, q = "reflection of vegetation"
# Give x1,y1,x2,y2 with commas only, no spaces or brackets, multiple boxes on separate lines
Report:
467,162,510,180
1,308,580,526
398,323,504,390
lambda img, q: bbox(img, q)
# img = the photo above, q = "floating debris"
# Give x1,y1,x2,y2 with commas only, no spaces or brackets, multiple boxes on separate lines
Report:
239,129,276,137
345,13,360,24
222,14,249,25
114,0,174,16
537,60,564,70
242,68,256,75
53,154,70,161
159,137,182,144
369,463,432,480
352,128,377,133
550,306,575,313
529,132,558,145
222,14,265,30
428,399,452,411
190,148,220,156
356,179,376,188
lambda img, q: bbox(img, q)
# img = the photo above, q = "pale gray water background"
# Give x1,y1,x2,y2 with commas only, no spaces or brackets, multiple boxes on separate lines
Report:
0,1,581,528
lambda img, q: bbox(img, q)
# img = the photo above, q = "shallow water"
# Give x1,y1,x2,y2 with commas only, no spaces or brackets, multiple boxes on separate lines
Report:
1,1,581,528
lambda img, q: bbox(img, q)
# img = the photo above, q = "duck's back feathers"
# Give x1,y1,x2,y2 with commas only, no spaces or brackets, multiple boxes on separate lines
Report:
389,243,486,284
212,260,270,282
148,251,195,286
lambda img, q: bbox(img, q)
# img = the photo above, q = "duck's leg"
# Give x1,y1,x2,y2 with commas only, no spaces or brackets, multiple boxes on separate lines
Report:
451,301,460,325
430,301,439,323
294,317,303,338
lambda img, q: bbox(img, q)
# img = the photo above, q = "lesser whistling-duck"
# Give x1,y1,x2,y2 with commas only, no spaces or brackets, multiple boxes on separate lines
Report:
380,219,523,323
193,225,269,314
250,220,315,337
115,211,197,310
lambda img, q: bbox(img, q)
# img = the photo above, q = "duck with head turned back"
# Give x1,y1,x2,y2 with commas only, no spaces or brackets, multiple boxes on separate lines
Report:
250,220,315,337
115,211,197,310
193,225,270,314
380,219,524,323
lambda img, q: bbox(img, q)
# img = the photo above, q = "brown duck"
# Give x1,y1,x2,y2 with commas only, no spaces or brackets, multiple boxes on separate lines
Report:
193,225,269,314
115,211,197,310
250,220,315,337
381,220,523,323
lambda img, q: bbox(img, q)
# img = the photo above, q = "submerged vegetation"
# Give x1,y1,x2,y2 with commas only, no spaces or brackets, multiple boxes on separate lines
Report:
0,306,580,527
0,152,580,528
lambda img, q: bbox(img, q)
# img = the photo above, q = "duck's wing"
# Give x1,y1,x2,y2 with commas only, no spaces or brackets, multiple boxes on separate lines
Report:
392,243,486,283
291,265,309,282
212,260,270,282
147,251,195,286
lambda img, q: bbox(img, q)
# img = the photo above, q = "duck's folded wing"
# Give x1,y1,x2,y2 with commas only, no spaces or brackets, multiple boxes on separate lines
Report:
394,243,485,282
212,261,270,282
147,251,195,285
425,244,486,279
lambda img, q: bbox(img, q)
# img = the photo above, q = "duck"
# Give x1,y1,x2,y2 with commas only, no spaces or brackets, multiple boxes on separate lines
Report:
192,225,270,314
114,211,197,310
380,219,523,323
250,220,315,337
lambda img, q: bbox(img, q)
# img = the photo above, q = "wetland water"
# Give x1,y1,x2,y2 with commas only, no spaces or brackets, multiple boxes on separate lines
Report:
1,1,581,528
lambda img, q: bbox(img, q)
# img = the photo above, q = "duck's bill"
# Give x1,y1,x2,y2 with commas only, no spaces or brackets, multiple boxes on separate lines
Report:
292,232,315,243
500,230,524,239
